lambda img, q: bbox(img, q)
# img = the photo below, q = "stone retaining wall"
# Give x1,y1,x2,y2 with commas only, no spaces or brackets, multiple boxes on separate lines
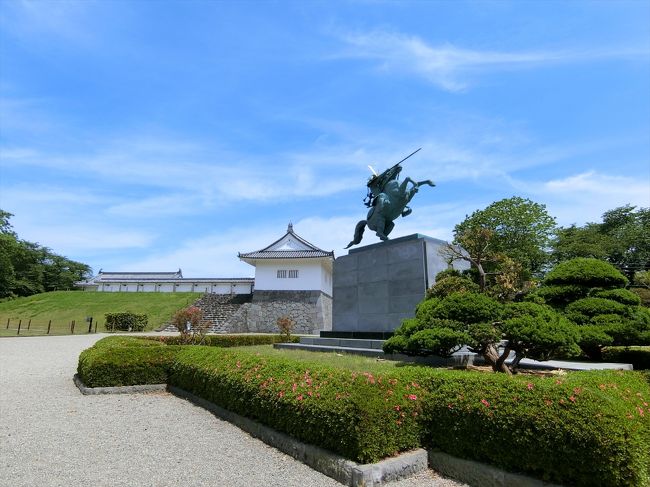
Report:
224,290,332,334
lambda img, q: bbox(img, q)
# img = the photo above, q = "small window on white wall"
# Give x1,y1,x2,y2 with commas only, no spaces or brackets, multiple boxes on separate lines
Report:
288,270,299,278
277,270,287,278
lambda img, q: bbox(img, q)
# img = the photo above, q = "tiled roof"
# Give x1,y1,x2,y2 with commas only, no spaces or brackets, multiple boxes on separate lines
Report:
239,223,334,262
94,277,253,282
98,271,182,280
238,250,333,259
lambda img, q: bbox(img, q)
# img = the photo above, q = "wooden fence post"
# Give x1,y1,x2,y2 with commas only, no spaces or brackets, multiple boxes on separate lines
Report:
27,319,31,330
47,320,52,334
94,321,98,333
5,318,9,329
71,320,75,334
87,317,93,334
17,320,22,335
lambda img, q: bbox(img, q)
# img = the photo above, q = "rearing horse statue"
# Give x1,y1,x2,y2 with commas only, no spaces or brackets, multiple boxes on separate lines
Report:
345,155,435,249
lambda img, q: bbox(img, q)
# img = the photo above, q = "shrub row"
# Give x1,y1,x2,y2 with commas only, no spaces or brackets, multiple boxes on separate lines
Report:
411,368,650,487
603,346,650,370
151,334,300,347
105,312,148,331
78,338,650,486
77,336,180,387
169,346,422,464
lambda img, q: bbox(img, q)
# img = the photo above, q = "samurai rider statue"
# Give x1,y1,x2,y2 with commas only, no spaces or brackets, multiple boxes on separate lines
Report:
345,148,435,249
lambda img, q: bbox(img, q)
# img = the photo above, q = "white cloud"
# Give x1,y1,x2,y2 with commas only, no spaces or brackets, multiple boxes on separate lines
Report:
121,208,464,278
19,224,154,253
105,194,210,218
543,171,649,198
338,31,650,91
537,171,650,225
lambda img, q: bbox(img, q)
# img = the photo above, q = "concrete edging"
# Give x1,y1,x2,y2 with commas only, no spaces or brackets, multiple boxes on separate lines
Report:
73,376,564,487
428,451,563,487
73,374,167,395
168,385,428,487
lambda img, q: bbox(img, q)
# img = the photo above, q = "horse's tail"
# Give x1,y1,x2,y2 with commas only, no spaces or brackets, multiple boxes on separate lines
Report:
345,220,367,249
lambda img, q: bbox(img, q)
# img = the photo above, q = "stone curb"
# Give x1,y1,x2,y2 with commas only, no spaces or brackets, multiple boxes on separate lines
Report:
168,386,428,487
428,451,563,487
73,375,167,395
73,376,564,487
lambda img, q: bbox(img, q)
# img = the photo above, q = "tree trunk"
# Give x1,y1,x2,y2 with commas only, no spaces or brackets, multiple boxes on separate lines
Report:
476,263,487,292
483,343,512,375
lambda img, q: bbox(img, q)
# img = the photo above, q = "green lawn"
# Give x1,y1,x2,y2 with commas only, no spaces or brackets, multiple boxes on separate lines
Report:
0,291,201,336
232,344,408,373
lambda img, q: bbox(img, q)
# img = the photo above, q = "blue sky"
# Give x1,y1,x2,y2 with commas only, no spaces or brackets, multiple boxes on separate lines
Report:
1,0,649,278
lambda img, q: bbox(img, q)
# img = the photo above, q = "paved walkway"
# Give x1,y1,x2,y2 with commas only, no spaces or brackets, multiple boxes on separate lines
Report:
0,335,466,487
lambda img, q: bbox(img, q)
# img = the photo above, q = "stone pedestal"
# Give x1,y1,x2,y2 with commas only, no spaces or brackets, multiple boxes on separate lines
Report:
330,234,468,336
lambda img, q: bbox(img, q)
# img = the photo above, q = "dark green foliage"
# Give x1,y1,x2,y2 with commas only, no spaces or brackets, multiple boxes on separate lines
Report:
169,346,423,464
386,293,579,370
593,288,642,306
416,369,650,487
632,287,650,307
414,299,441,323
77,336,180,387
153,334,300,347
531,284,590,306
551,206,650,281
104,312,148,331
425,275,480,299
432,292,503,323
502,315,581,361
566,297,629,324
538,258,648,357
382,334,409,354
0,210,92,298
406,328,471,357
453,196,556,277
501,303,581,361
434,269,463,280
602,347,650,370
77,338,650,485
544,258,628,289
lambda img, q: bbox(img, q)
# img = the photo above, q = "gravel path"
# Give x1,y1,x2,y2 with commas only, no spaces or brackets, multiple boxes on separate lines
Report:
0,334,467,487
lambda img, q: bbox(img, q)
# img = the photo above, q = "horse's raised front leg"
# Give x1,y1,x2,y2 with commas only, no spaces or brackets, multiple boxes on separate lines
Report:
416,179,435,188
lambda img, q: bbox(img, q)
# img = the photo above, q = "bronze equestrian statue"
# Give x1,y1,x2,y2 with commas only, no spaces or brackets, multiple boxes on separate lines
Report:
345,149,435,249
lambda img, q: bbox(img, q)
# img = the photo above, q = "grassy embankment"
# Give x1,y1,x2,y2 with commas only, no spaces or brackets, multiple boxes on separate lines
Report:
0,291,200,336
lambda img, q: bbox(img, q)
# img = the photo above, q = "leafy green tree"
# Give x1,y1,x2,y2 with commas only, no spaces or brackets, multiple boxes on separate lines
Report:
533,258,650,359
384,291,579,374
552,205,650,280
440,197,555,296
0,235,16,298
454,197,556,276
0,210,16,236
0,210,91,297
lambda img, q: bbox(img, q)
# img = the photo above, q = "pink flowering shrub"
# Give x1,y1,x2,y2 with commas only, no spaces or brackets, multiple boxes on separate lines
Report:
169,346,425,463
416,369,650,487
79,336,650,486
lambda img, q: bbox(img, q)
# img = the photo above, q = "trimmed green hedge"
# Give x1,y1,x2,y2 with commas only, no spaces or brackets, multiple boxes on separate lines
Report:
153,334,300,347
105,312,148,331
169,347,423,464
413,368,650,487
77,336,180,387
603,346,650,370
544,258,628,288
77,337,650,486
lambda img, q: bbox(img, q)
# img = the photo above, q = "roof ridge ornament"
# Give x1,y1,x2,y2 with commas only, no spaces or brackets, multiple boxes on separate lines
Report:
287,222,293,233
